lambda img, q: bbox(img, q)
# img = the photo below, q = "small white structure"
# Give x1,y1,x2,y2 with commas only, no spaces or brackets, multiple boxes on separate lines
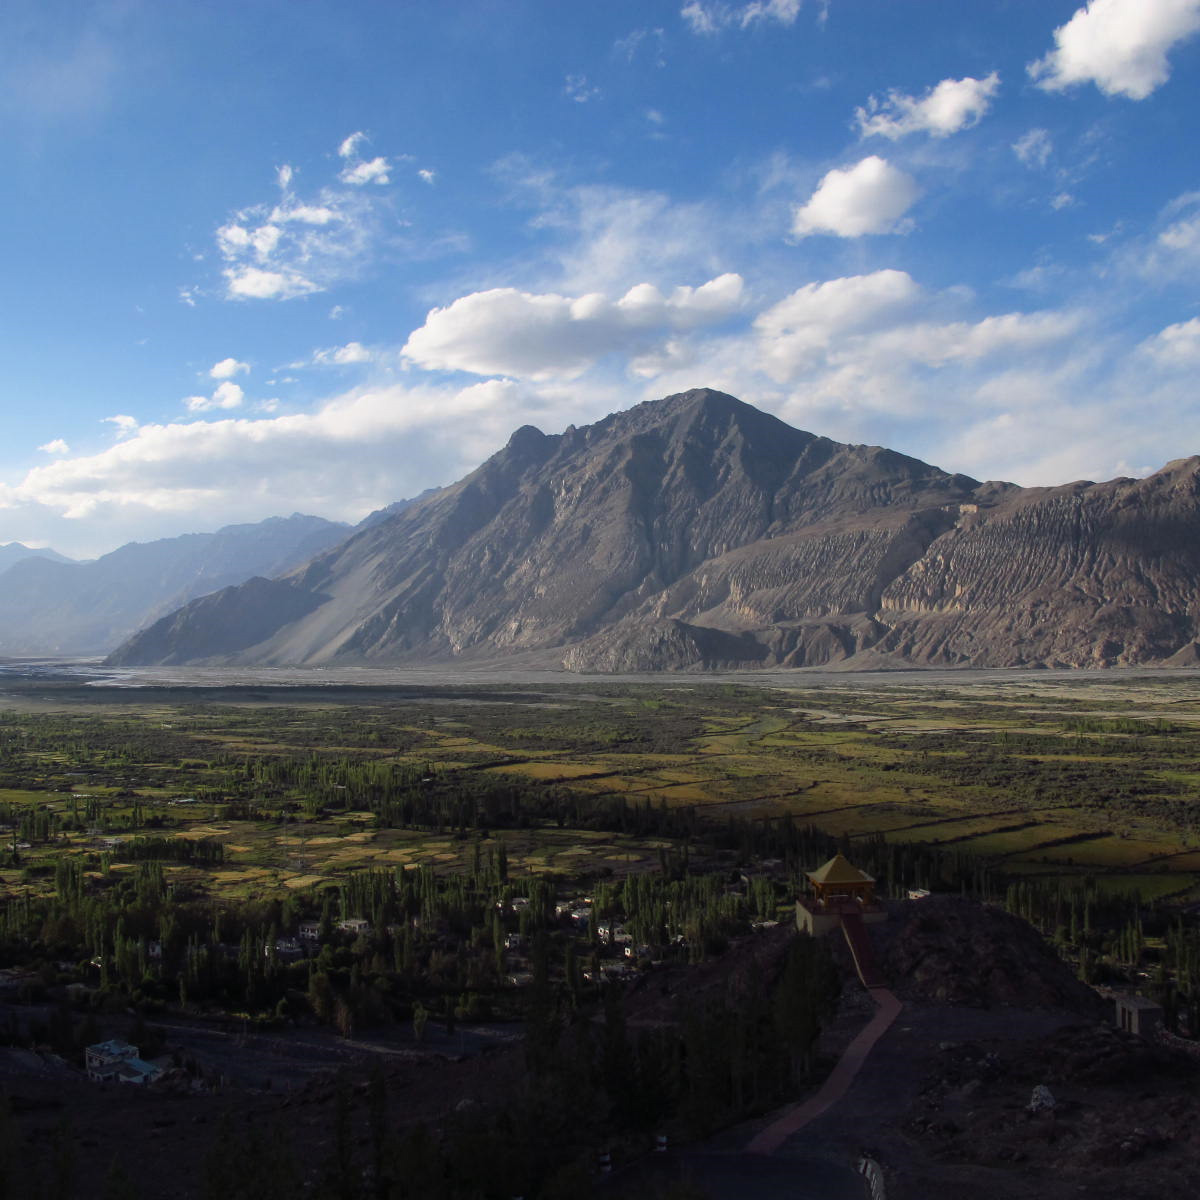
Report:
1115,994,1164,1038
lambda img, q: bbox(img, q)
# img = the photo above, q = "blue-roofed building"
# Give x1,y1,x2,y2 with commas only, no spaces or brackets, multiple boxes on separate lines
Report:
85,1039,162,1085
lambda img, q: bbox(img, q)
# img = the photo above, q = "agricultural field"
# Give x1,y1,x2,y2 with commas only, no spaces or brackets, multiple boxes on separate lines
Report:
1,663,1200,903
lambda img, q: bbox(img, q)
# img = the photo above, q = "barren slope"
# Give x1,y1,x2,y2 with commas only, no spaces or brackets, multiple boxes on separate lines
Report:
106,390,1200,671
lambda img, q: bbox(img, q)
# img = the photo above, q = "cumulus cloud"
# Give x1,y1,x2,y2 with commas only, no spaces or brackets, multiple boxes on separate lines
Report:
339,156,391,186
0,378,590,551
213,138,393,301
418,169,436,185
185,382,245,413
746,270,1080,392
681,0,801,34
753,270,921,378
856,73,1000,139
403,274,744,379
38,439,70,456
1029,0,1200,99
1012,128,1053,168
225,267,321,301
336,130,393,185
209,357,249,380
792,156,920,237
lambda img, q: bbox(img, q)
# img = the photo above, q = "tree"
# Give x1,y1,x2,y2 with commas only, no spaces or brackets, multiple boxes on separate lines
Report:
412,1001,429,1043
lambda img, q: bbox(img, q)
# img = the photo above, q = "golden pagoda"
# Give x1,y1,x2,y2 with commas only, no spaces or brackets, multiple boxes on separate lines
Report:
806,852,876,904
796,852,886,935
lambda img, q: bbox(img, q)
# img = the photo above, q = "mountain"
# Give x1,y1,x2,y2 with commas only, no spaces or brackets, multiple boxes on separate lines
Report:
106,389,1200,671
0,514,349,656
0,542,74,575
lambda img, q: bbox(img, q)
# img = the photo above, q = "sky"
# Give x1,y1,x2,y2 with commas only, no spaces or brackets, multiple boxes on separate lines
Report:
3,0,1200,559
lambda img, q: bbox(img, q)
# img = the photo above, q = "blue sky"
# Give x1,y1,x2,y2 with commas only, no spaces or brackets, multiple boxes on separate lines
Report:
3,0,1200,557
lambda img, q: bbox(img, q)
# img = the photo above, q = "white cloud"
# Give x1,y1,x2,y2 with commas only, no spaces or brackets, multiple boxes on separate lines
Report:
404,274,744,379
1160,211,1200,252
1029,0,1200,99
312,342,373,367
792,156,920,238
225,266,321,301
484,162,745,303
1121,193,1200,280
38,439,70,456
209,357,250,380
185,382,245,413
338,132,367,159
1051,192,1075,210
564,74,601,103
753,270,921,379
418,169,436,185
210,137,393,302
681,0,801,34
1012,128,1053,168
0,378,589,548
746,271,1080,394
864,311,1083,368
615,27,666,65
856,73,1000,139
1141,317,1200,366
339,156,391,186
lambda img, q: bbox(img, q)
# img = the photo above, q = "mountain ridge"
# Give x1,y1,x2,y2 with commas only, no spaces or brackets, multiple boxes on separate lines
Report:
106,389,1200,671
0,513,350,655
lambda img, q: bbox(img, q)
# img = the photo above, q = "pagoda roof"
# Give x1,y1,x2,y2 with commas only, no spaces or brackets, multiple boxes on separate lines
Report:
807,852,874,885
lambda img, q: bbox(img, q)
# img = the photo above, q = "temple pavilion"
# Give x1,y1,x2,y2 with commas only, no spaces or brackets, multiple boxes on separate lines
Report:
795,852,887,935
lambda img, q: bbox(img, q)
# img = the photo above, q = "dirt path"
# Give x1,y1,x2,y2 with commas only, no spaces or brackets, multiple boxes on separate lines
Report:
746,986,903,1155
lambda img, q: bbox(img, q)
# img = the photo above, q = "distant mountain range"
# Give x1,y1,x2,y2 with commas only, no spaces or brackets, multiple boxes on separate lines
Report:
105,389,1200,672
0,542,74,575
0,515,350,655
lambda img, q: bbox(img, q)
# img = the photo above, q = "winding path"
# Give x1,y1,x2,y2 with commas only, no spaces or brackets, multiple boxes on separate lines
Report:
747,983,903,1155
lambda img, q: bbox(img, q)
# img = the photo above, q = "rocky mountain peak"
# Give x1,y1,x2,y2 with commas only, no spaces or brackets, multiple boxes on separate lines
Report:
106,390,1200,672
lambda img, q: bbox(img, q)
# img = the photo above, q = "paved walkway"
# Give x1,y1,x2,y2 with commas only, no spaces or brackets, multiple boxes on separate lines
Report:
746,985,903,1155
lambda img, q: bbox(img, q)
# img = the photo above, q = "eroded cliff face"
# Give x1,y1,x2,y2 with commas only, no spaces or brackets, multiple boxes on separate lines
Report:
106,391,1200,672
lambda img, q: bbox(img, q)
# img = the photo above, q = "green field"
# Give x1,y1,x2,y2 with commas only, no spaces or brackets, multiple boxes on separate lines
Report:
2,668,1200,902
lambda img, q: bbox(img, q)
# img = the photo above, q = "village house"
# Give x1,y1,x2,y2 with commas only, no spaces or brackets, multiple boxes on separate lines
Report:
268,937,304,960
85,1039,162,1086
